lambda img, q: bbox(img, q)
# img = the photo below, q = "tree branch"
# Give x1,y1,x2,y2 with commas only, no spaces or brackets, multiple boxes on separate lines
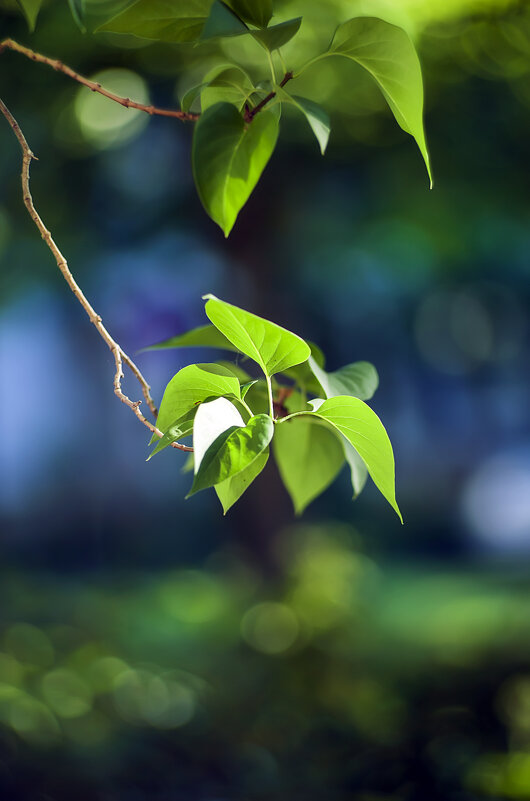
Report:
0,38,199,122
0,96,193,453
244,71,293,122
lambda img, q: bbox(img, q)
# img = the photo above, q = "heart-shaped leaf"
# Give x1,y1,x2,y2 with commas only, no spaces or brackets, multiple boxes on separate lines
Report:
215,448,268,513
147,407,196,460
308,356,379,400
277,88,330,154
192,103,279,236
142,324,237,353
204,295,311,378
308,396,401,521
252,17,302,51
200,65,255,112
193,397,246,470
227,0,272,28
152,363,240,444
189,413,274,496
328,17,431,185
97,0,211,43
273,415,344,514
199,0,248,42
16,0,43,31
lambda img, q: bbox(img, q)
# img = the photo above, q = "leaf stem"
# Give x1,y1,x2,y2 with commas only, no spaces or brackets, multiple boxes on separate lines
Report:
266,375,274,418
292,52,329,79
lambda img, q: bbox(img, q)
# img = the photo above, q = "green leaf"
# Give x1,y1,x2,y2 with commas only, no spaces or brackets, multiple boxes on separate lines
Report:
181,83,208,114
192,103,279,236
97,0,211,43
226,0,272,27
147,408,196,460
342,438,368,499
152,363,241,444
204,295,311,378
308,396,402,521
200,65,254,112
308,356,379,400
199,0,248,42
141,324,237,353
277,88,330,154
68,0,86,32
328,17,431,185
281,342,325,394
252,17,302,51
308,398,367,498
189,413,274,496
193,396,246,469
16,0,43,31
241,380,258,398
215,449,268,513
273,415,344,514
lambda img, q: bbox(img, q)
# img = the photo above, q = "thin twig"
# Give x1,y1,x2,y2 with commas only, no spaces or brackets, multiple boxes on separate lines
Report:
0,97,193,452
0,38,199,122
244,71,293,122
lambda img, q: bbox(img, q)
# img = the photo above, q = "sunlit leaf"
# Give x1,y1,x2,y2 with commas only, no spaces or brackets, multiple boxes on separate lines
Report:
97,0,211,43
327,17,431,184
308,356,379,400
252,17,302,51
142,324,236,353
342,438,368,498
16,0,43,31
273,415,344,514
215,449,268,513
277,88,330,154
308,395,402,521
199,0,248,42
227,0,272,27
147,408,196,460
204,295,311,378
281,342,325,394
200,65,254,112
152,363,240,444
192,103,279,236
189,414,274,496
193,397,245,470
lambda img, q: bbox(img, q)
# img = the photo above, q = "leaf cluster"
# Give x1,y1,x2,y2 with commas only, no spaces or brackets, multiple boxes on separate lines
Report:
145,296,402,520
14,0,432,236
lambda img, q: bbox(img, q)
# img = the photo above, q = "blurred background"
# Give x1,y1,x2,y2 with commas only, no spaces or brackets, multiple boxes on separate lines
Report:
1,0,530,798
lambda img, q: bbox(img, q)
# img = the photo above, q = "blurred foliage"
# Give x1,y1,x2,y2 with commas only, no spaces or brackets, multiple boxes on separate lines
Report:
1,525,529,799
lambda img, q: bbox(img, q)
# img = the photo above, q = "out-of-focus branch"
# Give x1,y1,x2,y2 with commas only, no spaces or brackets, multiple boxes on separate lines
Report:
0,38,199,122
0,96,193,452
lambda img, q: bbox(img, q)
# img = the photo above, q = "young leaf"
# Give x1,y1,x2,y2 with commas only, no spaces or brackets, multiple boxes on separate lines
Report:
192,103,279,237
203,295,311,378
241,380,258,399
193,397,245,470
16,0,43,31
273,416,345,514
308,356,379,400
227,0,272,28
189,414,274,496
97,0,211,43
153,363,241,444
276,88,330,154
147,408,196,460
142,324,236,353
199,0,248,42
215,449,268,513
328,17,431,185
308,396,402,521
252,18,302,51
181,83,208,114
200,65,255,112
